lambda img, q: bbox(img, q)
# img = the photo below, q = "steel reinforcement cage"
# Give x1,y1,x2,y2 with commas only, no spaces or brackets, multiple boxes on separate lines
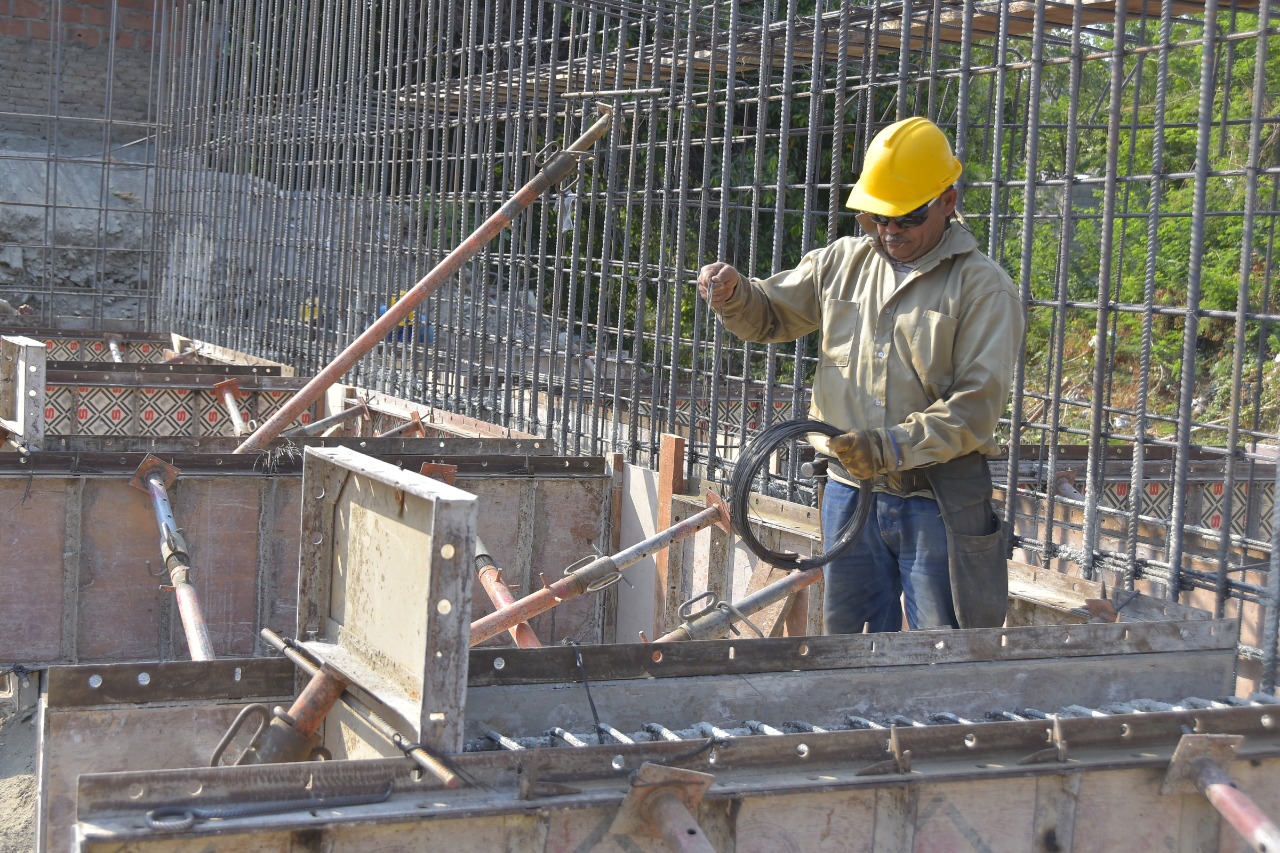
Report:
4,1,1280,682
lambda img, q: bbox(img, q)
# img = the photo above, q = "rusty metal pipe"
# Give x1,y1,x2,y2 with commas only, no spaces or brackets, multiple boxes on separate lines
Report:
1196,759,1280,852
142,472,215,661
281,402,370,438
286,662,349,740
646,789,718,853
475,539,541,648
212,379,248,437
470,494,730,646
260,629,461,789
375,412,426,438
233,106,614,454
655,568,823,642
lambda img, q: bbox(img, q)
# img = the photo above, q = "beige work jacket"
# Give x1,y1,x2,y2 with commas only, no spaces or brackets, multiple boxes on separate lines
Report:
715,225,1024,474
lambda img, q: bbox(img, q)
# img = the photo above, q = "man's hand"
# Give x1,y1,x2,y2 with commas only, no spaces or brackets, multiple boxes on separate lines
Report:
828,428,898,480
697,262,741,308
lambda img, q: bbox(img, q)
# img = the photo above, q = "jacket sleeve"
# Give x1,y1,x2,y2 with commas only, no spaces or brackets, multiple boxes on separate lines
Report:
714,248,826,343
889,276,1025,468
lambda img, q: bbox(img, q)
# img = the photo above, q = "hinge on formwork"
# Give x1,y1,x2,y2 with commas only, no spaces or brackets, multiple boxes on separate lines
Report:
610,762,717,852
855,725,913,776
1016,716,1071,766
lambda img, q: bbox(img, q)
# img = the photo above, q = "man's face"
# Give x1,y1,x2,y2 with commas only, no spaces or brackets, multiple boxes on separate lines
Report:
873,187,957,264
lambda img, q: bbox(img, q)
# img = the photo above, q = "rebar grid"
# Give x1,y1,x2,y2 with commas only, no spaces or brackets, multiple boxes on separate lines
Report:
5,1,1280,682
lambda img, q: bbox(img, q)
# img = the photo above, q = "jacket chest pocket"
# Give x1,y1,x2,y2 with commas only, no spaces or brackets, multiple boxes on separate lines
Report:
896,308,957,395
821,298,860,368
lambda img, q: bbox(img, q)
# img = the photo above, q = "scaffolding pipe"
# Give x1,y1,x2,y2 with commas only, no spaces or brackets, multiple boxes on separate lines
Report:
475,538,541,648
232,105,614,454
655,568,822,642
375,412,426,438
212,379,249,437
281,402,370,438
132,460,215,661
260,629,462,789
470,492,731,646
1196,759,1280,852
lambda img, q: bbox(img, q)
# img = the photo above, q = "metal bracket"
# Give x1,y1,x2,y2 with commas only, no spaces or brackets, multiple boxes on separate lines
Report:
419,462,458,486
128,453,181,493
1160,733,1243,796
857,726,914,776
610,762,716,841
211,377,243,400
704,490,732,533
1016,716,1070,766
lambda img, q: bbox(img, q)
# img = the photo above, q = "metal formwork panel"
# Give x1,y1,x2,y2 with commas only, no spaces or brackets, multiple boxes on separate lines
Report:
34,630,1252,853
59,680,1280,853
297,445,476,752
0,441,610,668
1,334,47,449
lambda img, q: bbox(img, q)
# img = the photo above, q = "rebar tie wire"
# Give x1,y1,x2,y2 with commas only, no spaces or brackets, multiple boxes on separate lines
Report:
564,639,606,745
727,417,871,568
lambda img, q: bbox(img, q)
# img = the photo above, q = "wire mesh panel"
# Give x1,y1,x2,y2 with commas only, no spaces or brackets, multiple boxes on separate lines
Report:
0,0,162,326
137,1,1280,685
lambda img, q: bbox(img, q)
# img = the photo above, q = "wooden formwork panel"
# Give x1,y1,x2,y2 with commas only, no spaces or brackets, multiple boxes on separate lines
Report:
0,327,289,372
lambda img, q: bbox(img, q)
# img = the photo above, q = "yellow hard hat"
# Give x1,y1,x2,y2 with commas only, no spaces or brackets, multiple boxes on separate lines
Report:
845,117,963,216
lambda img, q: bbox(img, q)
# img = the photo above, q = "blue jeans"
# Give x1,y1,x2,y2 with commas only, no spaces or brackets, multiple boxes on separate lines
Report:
820,479,958,633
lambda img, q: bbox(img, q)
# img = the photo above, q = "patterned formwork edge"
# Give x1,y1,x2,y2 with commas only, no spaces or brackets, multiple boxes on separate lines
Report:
1104,480,1275,541
43,386,314,436
44,338,167,364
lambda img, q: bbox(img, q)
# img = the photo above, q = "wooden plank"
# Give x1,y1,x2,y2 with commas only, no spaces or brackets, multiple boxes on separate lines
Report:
655,434,686,636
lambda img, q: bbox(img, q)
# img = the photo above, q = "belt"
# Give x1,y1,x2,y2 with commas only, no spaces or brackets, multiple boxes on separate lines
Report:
823,455,934,497
873,468,933,497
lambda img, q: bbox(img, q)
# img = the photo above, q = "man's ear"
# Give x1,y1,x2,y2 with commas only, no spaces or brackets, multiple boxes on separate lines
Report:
939,186,959,218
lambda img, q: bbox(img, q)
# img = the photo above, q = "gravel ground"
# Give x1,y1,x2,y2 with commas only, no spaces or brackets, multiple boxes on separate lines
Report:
0,674,37,853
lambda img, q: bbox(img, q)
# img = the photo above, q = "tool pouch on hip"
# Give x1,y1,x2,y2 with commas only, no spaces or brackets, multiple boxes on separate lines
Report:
922,452,1008,629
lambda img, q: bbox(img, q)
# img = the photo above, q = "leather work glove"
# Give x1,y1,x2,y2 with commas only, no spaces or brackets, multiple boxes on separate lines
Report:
828,428,899,481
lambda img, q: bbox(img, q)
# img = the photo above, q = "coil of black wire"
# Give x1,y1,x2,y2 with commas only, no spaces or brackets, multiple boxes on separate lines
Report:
727,417,872,569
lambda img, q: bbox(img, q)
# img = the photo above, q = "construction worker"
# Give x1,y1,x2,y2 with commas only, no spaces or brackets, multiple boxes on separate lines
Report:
697,117,1025,633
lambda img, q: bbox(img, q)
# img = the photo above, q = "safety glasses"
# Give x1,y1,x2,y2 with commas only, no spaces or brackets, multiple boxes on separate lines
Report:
863,197,936,229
